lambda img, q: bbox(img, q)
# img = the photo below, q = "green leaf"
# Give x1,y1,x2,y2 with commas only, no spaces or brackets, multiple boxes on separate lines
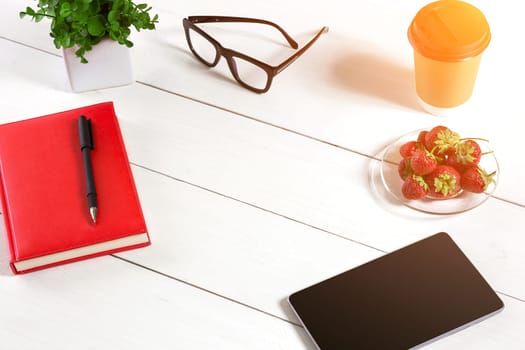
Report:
107,10,119,23
53,37,61,49
110,21,120,31
60,2,72,17
19,7,35,19
72,11,89,23
108,31,118,41
63,35,72,48
76,47,86,57
87,15,106,36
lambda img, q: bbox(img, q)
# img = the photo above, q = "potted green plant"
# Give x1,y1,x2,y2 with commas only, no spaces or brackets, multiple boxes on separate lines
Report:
20,0,159,92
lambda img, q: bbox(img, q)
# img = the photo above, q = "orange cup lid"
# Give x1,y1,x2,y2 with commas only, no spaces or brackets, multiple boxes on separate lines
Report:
408,0,491,61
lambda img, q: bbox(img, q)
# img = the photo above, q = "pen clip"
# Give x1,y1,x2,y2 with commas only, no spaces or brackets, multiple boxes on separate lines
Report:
79,115,94,150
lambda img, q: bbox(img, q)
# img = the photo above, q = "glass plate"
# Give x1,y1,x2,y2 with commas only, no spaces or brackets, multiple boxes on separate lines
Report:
379,129,499,215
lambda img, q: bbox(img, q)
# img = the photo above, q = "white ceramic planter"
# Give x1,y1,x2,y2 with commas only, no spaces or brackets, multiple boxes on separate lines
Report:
63,39,134,93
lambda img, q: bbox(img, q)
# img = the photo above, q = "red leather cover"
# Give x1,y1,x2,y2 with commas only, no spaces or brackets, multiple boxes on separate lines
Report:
0,102,150,274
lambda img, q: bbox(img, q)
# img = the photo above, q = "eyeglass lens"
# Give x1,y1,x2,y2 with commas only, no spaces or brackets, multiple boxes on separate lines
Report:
187,27,270,91
230,56,268,90
187,28,218,65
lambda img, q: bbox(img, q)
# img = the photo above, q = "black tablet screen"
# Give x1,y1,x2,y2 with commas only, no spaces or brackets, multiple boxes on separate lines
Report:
289,232,503,349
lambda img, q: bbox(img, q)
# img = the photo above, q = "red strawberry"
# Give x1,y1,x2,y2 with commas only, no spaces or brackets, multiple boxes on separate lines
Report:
398,157,413,180
461,166,496,193
425,125,460,155
446,139,482,172
399,141,419,158
401,175,429,200
417,130,428,145
425,165,461,198
410,149,438,175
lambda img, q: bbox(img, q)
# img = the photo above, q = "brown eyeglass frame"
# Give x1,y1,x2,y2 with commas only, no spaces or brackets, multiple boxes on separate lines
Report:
182,16,329,93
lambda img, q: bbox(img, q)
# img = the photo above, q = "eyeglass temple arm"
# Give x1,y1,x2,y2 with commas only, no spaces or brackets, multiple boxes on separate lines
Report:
275,26,329,74
187,16,299,49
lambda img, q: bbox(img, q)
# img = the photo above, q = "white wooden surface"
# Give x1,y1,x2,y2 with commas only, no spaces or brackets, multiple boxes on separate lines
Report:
1,0,524,349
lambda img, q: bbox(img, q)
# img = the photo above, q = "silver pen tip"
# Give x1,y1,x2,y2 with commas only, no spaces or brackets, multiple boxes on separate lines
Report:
90,207,98,223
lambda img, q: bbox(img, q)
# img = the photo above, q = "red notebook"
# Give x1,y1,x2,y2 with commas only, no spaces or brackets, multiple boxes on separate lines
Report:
0,102,150,274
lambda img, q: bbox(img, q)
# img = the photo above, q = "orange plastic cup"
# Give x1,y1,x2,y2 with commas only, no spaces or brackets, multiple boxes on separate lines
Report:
408,0,491,115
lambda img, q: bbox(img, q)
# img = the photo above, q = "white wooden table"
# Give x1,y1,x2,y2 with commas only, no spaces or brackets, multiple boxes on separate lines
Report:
1,0,524,348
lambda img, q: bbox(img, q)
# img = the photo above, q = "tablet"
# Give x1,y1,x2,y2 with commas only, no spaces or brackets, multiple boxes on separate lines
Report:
288,232,503,349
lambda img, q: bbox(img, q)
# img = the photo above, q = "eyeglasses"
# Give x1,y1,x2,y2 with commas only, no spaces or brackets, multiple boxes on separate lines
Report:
182,16,329,93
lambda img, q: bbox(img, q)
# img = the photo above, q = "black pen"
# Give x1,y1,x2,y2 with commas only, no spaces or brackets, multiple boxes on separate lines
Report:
78,115,98,223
